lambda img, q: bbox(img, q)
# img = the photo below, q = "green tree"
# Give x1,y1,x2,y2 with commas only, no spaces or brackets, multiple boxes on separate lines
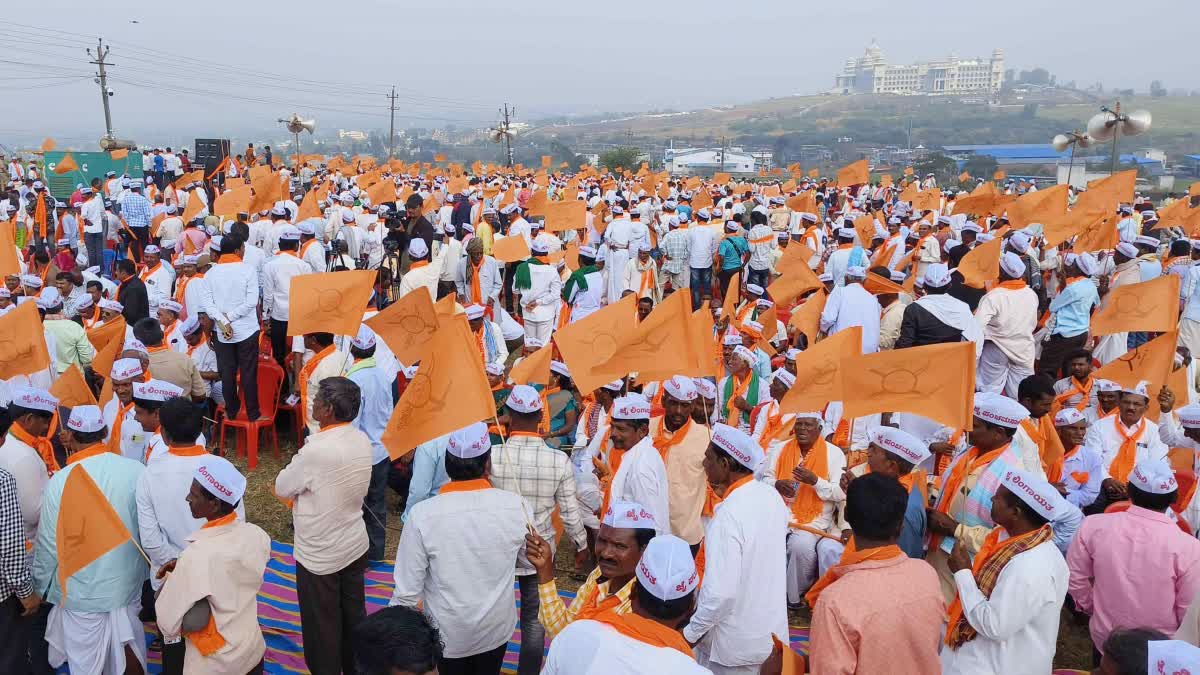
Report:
962,155,999,180
599,147,641,171
912,153,959,185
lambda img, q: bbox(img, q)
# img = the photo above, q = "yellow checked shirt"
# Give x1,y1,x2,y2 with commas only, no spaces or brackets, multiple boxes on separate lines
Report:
537,567,634,639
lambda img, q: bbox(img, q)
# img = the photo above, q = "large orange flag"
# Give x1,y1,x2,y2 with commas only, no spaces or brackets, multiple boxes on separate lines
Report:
952,181,999,217
53,153,78,175
287,270,376,337
852,214,876,247
542,200,587,233
0,221,22,277
88,316,127,381
50,365,98,407
509,341,553,386
554,293,637,394
295,186,326,221
365,287,440,365
780,327,862,414
778,241,816,274
1076,170,1136,213
788,290,827,343
57,466,133,600
767,265,823,306
720,272,741,320
1091,331,1177,394
381,315,495,459
864,272,906,296
182,188,205,223
1005,184,1069,231
492,235,531,264
957,235,1003,289
837,159,869,187
1090,275,1180,336
598,290,698,382
1071,212,1120,253
0,302,51,379
248,170,282,215
841,341,976,430
213,185,252,220
688,303,720,378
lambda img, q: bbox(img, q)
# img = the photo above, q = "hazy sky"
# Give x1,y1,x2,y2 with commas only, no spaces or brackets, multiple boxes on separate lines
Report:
1,0,1195,147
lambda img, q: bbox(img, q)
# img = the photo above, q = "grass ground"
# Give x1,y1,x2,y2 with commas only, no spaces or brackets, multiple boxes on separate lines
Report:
226,432,1094,670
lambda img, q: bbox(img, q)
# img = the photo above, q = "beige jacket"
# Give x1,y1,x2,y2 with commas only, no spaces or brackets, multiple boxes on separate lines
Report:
156,519,271,674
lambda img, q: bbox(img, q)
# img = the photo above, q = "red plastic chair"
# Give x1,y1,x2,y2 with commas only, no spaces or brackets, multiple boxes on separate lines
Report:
219,357,285,470
275,352,306,443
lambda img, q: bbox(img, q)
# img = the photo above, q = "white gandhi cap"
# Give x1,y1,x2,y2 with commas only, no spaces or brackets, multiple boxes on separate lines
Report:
194,455,247,505
636,534,699,601
447,422,491,459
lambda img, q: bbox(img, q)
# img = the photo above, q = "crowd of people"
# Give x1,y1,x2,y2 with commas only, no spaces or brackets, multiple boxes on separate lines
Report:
1,150,1200,675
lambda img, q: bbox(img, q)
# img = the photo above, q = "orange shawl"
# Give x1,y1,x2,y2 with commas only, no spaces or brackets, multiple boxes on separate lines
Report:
1109,418,1145,484
805,542,904,608
590,609,693,657
773,438,831,526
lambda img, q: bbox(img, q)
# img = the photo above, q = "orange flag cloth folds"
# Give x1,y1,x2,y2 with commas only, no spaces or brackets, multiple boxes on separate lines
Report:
957,235,1003,289
0,302,51,379
50,365,98,407
57,466,134,600
1090,275,1180,336
837,159,869,187
841,341,976,430
286,270,376,337
780,327,862,414
1091,331,1177,394
509,341,553,386
788,290,827,344
554,294,637,394
382,316,495,459
492,235,531,264
596,290,699,383
365,288,440,365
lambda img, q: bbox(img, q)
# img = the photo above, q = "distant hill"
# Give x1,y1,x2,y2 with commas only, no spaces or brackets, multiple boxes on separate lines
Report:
529,92,1200,158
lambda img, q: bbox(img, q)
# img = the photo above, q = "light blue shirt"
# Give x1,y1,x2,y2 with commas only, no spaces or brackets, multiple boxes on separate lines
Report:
753,347,772,380
346,357,393,465
1048,277,1099,338
32,453,148,612
1184,266,1200,323
401,434,450,523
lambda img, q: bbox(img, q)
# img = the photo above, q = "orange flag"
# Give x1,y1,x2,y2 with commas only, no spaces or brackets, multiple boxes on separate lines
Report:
1091,331,1177,395
88,316,127,378
808,168,820,178
213,185,252,220
366,179,396,206
841,341,977,430
759,305,779,343
689,302,720,378
1005,184,1068,231
1076,170,1136,213
957,235,1003,289
597,290,698,382
852,214,876,247
721,272,741,320
542,200,587,233
492,235,531,264
1070,212,1120,253
0,302,51,379
381,315,495,459
175,169,204,188
778,241,816,274
56,466,134,600
864,272,906,295
911,189,942,213
1090,275,1180,336
53,153,78,175
788,290,827,343
182,188,205,223
365,288,440,365
771,635,803,675
959,171,971,183
286,270,376,337
50,365,97,407
993,170,1006,181
248,170,281,215
767,265,823,305
40,138,56,152
554,294,638,394
780,327,862,414
296,186,327,221
1153,198,1197,231
509,341,553,386
837,159,869,186
0,221,22,277
785,191,816,213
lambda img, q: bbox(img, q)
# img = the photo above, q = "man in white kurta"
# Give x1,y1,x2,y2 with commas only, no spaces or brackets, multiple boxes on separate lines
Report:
1093,242,1144,364
819,266,881,354
396,238,443,302
684,424,790,674
604,207,634,302
606,394,671,534
515,244,562,346
1084,381,1170,488
155,457,270,675
0,386,56,545
975,252,1038,397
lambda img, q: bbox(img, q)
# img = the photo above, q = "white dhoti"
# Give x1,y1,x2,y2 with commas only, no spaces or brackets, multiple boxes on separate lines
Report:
815,538,846,579
976,341,1032,398
523,318,553,345
46,601,147,675
1093,332,1129,365
606,248,630,301
785,529,822,605
663,268,688,291
1180,319,1200,363
694,642,766,675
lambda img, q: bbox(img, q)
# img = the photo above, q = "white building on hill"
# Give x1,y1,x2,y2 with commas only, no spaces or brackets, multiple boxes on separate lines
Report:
835,42,1004,96
665,147,755,176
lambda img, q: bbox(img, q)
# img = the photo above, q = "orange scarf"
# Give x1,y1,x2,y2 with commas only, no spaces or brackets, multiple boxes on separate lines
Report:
758,403,791,449
107,402,135,454
724,371,753,425
1109,417,1144,483
10,423,60,476
187,336,207,357
470,260,483,305
65,442,110,465
995,279,1027,291
410,261,429,270
32,192,48,238
590,610,693,657
637,265,655,299
216,254,243,264
174,275,193,305
651,417,692,463
805,542,904,608
1049,445,1090,486
1052,376,1093,412
773,438,831,526
932,444,1009,549
438,478,491,494
167,444,207,458
945,525,1052,648
298,344,336,428
574,580,626,623
139,262,162,282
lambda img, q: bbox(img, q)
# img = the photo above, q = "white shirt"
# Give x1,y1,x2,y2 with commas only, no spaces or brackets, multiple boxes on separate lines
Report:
261,252,311,321
455,255,502,306
607,436,671,534
686,225,719,268
201,259,260,344
975,285,1039,367
140,263,173,314
1083,414,1169,479
761,438,846,531
102,397,148,463
544,620,712,675
682,478,790,667
390,486,529,659
819,282,881,354
0,432,47,543
300,239,326,274
80,195,105,234
518,263,562,323
186,339,217,396
136,450,246,588
435,237,464,283
941,539,1068,675
826,246,853,287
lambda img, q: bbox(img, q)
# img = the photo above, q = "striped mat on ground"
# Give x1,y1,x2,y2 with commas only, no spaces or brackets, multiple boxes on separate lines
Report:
124,541,1086,674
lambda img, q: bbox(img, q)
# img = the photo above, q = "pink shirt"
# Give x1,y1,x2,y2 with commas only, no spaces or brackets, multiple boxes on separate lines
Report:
1067,506,1200,647
809,554,945,675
